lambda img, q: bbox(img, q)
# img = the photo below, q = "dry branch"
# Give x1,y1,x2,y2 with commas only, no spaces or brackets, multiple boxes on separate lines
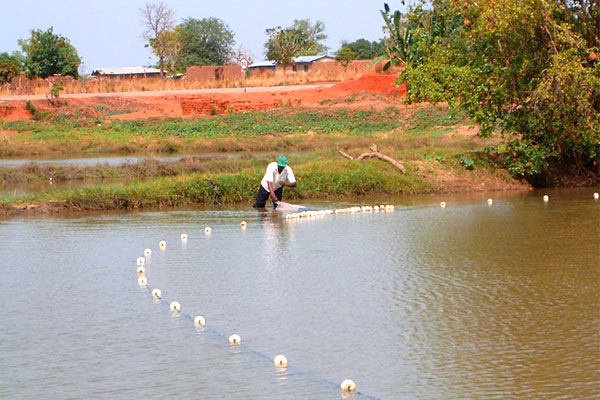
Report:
338,150,354,160
338,144,406,174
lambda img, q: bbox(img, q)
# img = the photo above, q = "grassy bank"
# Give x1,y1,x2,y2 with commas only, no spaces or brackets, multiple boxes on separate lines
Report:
0,104,527,215
0,157,272,184
0,155,525,215
0,160,424,211
0,105,466,156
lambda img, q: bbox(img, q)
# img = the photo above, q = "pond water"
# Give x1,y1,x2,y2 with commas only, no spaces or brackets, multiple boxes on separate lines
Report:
1,188,598,399
0,179,121,197
0,152,277,167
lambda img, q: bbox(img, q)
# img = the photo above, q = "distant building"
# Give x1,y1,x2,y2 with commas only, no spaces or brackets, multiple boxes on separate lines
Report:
248,55,335,75
91,67,162,79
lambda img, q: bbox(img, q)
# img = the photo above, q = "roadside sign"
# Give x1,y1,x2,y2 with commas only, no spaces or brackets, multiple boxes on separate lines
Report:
240,58,249,71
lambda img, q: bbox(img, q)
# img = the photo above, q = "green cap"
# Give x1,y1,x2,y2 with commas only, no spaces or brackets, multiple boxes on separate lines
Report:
277,155,288,167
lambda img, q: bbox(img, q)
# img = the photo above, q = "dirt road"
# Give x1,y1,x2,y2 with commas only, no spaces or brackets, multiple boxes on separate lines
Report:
0,83,335,102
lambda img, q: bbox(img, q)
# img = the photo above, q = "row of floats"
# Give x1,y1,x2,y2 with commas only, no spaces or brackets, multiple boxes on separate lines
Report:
135,241,358,394
133,192,599,395
286,204,395,220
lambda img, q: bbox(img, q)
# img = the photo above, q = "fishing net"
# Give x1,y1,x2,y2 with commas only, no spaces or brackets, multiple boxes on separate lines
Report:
274,201,310,213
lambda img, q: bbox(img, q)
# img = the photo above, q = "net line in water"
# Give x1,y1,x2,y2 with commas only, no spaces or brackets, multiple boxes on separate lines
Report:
134,203,415,399
140,283,385,400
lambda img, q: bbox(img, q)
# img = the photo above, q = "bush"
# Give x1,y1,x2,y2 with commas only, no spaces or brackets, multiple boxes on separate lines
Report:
459,155,474,170
392,0,600,181
0,52,23,84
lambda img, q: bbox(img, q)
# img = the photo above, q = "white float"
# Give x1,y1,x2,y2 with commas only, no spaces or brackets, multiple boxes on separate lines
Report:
273,354,288,367
137,276,147,287
240,221,247,228
136,265,146,275
136,257,145,266
340,379,356,392
181,233,188,241
594,192,599,200
205,227,212,235
440,202,446,208
487,198,493,205
159,240,167,250
144,248,152,257
169,301,181,312
228,334,241,345
151,288,162,299
543,195,549,202
194,315,206,326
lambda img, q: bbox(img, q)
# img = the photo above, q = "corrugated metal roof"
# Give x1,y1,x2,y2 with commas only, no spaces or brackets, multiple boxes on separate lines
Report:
249,55,332,68
92,67,162,75
293,55,332,63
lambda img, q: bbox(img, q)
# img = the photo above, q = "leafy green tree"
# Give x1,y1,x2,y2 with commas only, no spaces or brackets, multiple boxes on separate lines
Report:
390,0,600,182
335,45,357,66
18,27,81,78
380,2,461,70
335,39,385,60
177,18,235,67
265,19,327,67
140,2,176,77
0,51,24,83
159,29,183,75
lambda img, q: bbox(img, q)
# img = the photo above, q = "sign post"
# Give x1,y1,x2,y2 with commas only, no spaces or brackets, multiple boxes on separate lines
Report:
240,58,249,93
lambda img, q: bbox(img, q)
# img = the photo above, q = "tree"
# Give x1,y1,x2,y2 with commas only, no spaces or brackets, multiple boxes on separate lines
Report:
159,29,183,75
0,52,24,83
335,45,357,66
335,39,386,61
232,45,254,65
140,2,176,77
264,19,327,67
18,27,81,78
390,0,600,182
177,18,235,67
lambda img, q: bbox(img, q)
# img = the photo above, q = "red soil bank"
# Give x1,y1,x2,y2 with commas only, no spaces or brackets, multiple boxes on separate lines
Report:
332,74,407,96
0,74,407,120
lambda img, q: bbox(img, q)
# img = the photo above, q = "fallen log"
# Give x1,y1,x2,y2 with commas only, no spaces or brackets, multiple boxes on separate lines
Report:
338,144,406,174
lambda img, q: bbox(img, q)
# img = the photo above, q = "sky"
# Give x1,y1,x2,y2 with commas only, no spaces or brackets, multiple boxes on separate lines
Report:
0,0,408,72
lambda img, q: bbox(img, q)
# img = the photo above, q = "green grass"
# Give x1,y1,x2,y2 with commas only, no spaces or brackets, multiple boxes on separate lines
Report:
0,105,469,157
0,159,432,212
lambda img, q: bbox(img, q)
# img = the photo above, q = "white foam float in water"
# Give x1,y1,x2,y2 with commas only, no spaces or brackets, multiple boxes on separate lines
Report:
136,257,145,266
181,233,188,241
273,354,288,367
136,265,146,275
151,288,162,299
144,248,152,257
340,379,356,392
543,195,549,202
373,205,380,212
169,301,181,312
228,334,241,345
138,276,147,287
193,315,206,326
594,192,599,200
487,198,493,205
159,240,167,250
440,202,446,208
240,221,247,228
205,227,212,235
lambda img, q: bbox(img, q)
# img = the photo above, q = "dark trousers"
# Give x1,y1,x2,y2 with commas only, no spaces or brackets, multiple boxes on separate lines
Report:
253,185,283,208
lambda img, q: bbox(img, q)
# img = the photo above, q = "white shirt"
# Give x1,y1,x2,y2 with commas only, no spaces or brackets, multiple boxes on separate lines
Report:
260,162,296,191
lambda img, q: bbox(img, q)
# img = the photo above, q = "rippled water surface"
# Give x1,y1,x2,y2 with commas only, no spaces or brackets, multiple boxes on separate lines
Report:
1,189,598,399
